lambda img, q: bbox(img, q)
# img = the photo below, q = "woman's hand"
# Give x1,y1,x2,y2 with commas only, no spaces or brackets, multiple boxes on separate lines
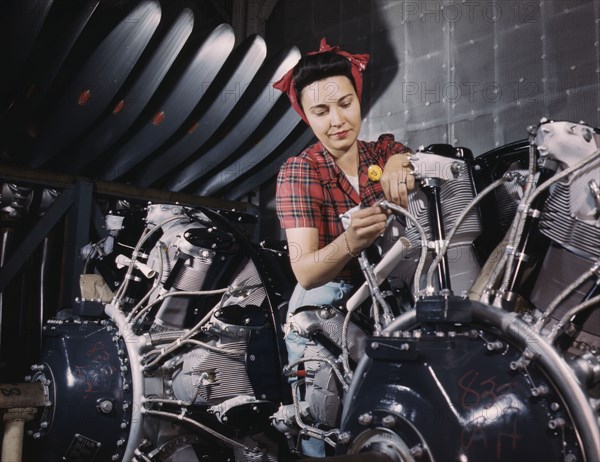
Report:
284,205,388,289
344,205,388,253
380,153,415,208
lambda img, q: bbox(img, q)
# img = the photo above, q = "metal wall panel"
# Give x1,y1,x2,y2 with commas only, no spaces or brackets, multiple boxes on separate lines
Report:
359,0,599,155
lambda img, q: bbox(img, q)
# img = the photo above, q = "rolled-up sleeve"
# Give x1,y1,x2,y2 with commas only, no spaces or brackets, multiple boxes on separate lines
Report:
276,157,324,230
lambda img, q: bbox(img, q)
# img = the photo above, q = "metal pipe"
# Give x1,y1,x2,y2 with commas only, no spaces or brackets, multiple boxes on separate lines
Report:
556,275,600,351
0,382,45,462
421,180,451,290
0,383,45,409
1,407,37,462
501,165,555,305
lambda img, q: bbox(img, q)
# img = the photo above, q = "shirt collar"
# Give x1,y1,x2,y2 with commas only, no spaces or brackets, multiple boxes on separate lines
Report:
317,141,363,205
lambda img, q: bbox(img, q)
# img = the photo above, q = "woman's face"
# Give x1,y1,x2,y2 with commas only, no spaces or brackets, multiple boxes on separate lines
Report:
299,75,362,159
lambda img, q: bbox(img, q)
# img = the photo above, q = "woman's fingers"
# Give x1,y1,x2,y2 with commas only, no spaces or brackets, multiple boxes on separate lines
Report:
346,206,388,249
382,175,409,208
380,155,415,207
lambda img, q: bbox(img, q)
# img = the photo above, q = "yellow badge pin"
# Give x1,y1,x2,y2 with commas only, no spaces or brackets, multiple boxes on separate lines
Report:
367,165,382,182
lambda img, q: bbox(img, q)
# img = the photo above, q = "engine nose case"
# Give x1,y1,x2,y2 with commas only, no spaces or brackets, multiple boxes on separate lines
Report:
338,301,588,462
28,319,133,462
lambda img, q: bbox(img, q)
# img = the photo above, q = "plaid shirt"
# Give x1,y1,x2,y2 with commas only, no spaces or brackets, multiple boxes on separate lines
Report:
276,134,410,280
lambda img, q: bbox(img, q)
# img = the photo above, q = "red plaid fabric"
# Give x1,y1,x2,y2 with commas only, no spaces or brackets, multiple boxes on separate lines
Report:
276,134,410,280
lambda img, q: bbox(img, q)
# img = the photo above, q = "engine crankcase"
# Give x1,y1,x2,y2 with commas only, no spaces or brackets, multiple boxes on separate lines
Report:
27,319,133,462
338,300,598,462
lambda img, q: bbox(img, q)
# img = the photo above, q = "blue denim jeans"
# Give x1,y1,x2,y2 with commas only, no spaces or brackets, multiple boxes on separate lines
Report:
286,281,354,372
287,281,355,317
285,281,354,457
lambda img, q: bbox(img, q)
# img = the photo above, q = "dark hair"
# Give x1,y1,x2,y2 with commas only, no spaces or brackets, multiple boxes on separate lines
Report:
292,52,355,100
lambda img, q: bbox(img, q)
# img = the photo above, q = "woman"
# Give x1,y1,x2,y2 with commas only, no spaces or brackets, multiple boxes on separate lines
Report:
272,38,415,457
272,38,415,455
274,38,415,312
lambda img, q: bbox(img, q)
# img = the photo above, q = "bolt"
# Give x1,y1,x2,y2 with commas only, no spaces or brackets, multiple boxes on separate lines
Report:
98,400,113,414
510,357,529,370
531,385,549,397
358,413,373,426
548,418,566,429
338,432,351,444
410,445,424,458
371,342,379,350
319,308,333,319
486,341,504,351
382,415,396,428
